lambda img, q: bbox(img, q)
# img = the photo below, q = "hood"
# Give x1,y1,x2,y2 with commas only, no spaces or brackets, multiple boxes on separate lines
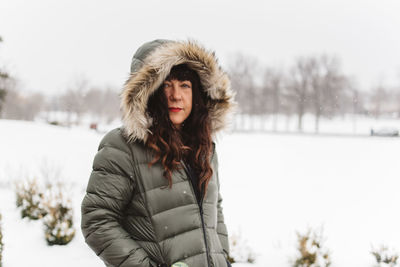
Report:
120,39,235,142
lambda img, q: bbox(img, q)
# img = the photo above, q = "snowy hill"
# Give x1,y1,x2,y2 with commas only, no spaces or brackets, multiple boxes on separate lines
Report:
0,119,399,267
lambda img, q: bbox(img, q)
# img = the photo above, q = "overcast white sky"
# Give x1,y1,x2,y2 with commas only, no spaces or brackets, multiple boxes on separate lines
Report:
1,0,400,95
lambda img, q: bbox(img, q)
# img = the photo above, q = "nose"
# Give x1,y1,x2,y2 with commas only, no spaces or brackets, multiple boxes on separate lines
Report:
170,84,182,101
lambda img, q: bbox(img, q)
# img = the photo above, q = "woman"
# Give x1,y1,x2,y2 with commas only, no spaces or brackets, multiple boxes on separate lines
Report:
81,39,235,267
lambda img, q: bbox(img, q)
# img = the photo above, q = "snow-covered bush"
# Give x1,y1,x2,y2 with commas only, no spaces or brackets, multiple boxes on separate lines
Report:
0,213,3,267
14,176,75,246
15,179,47,220
228,229,256,264
42,183,75,246
371,245,399,267
292,227,331,267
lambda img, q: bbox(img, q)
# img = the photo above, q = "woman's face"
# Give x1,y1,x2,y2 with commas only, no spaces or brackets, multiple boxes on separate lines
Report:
163,79,193,129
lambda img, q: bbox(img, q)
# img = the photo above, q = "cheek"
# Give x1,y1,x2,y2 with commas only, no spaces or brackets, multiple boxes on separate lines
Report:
188,91,193,106
163,88,170,98
187,95,193,111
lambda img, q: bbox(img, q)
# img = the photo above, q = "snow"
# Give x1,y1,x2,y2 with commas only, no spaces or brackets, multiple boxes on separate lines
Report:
232,113,400,136
0,119,399,267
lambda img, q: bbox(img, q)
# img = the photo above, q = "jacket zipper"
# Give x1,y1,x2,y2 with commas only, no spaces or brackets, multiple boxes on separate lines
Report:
181,161,212,267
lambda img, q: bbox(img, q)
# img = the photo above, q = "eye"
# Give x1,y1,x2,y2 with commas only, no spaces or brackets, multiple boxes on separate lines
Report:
163,82,171,89
181,82,191,88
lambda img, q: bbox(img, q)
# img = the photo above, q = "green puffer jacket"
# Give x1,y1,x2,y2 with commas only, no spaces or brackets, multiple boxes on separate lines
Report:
81,39,236,267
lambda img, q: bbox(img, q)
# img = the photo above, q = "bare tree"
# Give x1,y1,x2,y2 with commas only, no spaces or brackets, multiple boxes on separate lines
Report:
287,55,350,132
60,77,89,126
262,67,286,131
311,55,349,132
287,57,312,131
227,53,259,130
2,87,45,121
1,35,47,121
396,90,400,118
369,84,388,118
101,87,120,123
0,35,9,118
1,84,19,119
84,87,104,122
0,72,8,118
350,87,361,133
395,74,400,118
23,92,45,120
84,86,120,124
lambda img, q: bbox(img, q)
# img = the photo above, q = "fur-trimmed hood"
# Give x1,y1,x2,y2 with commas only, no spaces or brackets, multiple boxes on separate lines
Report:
120,39,235,142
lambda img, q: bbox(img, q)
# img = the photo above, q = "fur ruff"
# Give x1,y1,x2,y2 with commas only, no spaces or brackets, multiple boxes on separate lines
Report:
120,40,236,142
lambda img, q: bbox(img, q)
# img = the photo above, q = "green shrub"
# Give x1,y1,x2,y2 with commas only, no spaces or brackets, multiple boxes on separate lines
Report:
48,121,59,126
292,227,331,267
42,183,75,246
15,179,47,220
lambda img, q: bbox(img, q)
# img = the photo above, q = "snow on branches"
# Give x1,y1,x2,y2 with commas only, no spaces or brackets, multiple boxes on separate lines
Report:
14,178,75,245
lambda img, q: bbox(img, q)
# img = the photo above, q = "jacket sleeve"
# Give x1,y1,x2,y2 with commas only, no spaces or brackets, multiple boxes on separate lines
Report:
81,135,156,267
214,147,230,259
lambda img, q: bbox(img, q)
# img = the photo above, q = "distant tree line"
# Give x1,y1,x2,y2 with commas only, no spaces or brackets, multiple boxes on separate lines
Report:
0,35,120,126
227,53,400,132
1,34,400,130
43,77,120,126
0,74,120,126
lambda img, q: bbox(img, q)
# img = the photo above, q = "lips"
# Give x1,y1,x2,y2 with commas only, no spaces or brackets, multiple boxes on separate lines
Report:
169,107,182,112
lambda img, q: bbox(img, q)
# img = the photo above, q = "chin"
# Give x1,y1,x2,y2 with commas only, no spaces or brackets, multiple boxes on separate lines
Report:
170,117,184,126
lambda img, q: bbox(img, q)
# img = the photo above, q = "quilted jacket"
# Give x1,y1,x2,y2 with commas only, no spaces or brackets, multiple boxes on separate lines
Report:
81,39,235,267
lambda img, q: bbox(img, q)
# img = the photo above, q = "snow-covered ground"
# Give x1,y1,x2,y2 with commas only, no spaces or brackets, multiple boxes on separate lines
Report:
0,119,399,267
233,113,400,136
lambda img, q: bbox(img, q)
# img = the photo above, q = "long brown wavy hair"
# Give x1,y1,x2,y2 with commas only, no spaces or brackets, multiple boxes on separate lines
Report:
146,64,213,196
